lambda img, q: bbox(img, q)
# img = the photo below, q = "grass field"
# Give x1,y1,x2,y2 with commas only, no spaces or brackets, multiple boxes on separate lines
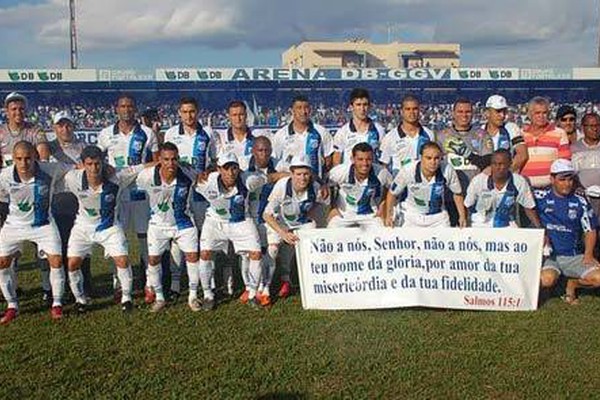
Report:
1,242,600,399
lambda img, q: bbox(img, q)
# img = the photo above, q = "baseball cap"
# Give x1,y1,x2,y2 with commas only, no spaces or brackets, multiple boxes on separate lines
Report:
485,95,508,110
52,110,73,125
550,159,575,176
556,105,576,120
217,152,239,167
289,155,312,169
4,91,27,107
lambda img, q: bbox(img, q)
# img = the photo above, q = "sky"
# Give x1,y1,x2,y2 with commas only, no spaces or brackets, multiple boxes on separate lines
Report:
0,0,598,69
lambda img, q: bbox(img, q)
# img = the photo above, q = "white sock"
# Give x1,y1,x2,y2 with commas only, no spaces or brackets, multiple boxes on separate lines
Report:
40,259,51,292
117,266,133,303
109,259,120,290
147,263,164,301
223,265,233,295
0,268,17,309
186,260,199,301
247,258,262,299
68,270,86,304
240,255,250,287
199,259,214,300
209,260,216,290
50,267,65,307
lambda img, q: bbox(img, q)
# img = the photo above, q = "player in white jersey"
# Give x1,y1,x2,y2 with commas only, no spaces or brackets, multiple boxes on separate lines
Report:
272,95,334,181
0,141,73,324
136,142,201,312
379,94,434,176
96,94,159,302
195,153,268,310
263,155,326,298
328,143,392,228
465,149,541,228
63,146,149,313
385,142,467,228
332,88,386,166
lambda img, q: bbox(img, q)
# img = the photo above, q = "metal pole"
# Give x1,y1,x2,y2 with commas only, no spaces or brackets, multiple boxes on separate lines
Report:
69,0,78,69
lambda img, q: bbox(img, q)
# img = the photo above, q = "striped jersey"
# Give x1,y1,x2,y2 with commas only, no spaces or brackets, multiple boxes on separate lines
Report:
521,124,571,188
379,124,434,175
333,119,386,163
264,177,324,228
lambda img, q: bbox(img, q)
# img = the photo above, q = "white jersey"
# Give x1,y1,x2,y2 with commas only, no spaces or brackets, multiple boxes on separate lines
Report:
333,119,386,163
272,122,333,179
163,123,217,172
195,171,267,223
390,160,461,216
63,166,143,231
97,122,158,202
476,122,524,154
464,172,534,228
328,163,392,220
379,124,434,175
136,166,196,230
213,127,271,171
246,157,280,223
0,162,71,227
264,177,324,228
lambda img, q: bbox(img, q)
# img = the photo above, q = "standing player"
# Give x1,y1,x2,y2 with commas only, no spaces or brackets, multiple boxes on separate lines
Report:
97,94,159,300
379,94,434,176
384,142,466,228
0,141,71,324
195,153,267,310
136,143,200,312
328,143,392,227
63,146,149,313
332,88,385,166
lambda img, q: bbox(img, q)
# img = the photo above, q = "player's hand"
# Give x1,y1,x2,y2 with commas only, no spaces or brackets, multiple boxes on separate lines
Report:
319,184,330,200
458,215,468,228
583,255,599,269
384,215,394,227
280,229,299,245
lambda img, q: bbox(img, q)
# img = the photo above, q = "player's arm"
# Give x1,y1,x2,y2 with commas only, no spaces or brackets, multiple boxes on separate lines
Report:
377,187,388,220
453,193,468,228
511,144,528,172
523,207,542,229
332,151,343,167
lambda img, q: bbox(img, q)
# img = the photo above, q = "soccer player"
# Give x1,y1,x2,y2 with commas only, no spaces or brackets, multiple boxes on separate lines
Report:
328,143,392,228
195,153,267,310
537,159,600,304
385,142,466,228
136,142,201,312
332,88,386,166
0,141,71,324
465,149,541,228
379,94,434,176
63,146,149,313
97,94,159,301
263,155,327,297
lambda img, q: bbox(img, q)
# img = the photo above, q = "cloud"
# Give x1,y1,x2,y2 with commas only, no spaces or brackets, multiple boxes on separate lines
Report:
0,0,597,67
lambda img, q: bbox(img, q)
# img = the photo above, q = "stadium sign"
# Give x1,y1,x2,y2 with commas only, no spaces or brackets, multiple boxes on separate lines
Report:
0,69,97,82
451,68,519,80
97,69,154,81
519,68,573,80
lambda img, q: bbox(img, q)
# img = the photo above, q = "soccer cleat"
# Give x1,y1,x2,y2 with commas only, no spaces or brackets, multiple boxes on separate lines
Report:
121,301,133,313
239,290,249,304
113,287,122,304
188,298,202,312
144,286,155,305
202,297,215,311
50,305,63,320
42,290,52,307
150,300,166,313
0,308,17,325
278,281,291,299
75,302,87,314
258,293,271,307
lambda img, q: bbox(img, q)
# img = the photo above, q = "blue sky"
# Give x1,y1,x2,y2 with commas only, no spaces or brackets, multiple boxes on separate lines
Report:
0,0,597,68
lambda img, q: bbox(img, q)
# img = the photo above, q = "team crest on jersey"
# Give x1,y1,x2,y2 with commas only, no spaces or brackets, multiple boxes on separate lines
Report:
308,139,319,150
105,194,115,203
132,141,143,152
197,142,206,151
568,208,578,220
38,186,49,195
233,195,244,204
206,190,219,200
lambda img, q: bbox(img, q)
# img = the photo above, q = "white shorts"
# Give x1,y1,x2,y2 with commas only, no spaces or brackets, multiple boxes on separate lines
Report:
266,221,316,246
0,222,62,257
200,217,260,254
402,211,450,228
68,224,128,259
119,200,150,234
148,225,198,257
328,215,383,228
190,200,208,231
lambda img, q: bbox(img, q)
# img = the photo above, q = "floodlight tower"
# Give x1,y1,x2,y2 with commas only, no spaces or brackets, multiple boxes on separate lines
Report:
69,0,78,69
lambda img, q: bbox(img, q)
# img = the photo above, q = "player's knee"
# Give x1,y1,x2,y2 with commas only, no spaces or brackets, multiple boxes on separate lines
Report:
249,251,262,261
200,250,212,261
185,253,199,263
148,255,161,266
0,256,12,269
67,258,82,271
47,255,63,269
113,256,128,269
540,270,558,288
584,271,600,287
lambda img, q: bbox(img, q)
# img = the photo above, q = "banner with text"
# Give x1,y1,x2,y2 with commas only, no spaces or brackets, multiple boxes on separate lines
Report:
296,227,543,311
0,69,97,82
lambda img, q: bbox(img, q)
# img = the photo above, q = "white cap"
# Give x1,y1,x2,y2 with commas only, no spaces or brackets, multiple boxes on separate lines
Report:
550,159,575,176
217,152,239,167
485,94,508,110
289,154,312,169
4,91,27,107
52,110,73,125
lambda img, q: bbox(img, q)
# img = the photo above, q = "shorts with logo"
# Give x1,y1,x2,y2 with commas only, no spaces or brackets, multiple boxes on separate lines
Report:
542,254,599,279
200,217,260,254
402,210,450,228
0,222,62,258
68,224,128,259
147,224,198,257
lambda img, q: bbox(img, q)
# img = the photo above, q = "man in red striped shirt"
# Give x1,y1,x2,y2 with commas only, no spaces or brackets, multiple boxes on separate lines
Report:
521,96,571,189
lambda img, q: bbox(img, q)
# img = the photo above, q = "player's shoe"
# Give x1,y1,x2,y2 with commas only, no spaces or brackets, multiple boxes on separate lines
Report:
150,300,166,313
0,308,17,325
188,298,202,312
202,297,215,311
50,306,63,320
75,302,87,314
257,292,271,307
278,281,291,299
121,301,133,313
144,286,156,305
239,290,249,304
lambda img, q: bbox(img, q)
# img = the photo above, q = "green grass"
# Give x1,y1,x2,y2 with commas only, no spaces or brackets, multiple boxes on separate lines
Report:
1,242,600,399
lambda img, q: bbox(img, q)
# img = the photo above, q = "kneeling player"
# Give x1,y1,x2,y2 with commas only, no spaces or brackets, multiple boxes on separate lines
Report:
385,141,466,228
136,142,201,312
328,142,392,228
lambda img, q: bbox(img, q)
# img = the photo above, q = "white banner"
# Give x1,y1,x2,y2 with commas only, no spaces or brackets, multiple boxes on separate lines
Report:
296,227,543,311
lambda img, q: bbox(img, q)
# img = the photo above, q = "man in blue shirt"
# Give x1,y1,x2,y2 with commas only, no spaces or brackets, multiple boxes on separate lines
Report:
536,159,600,304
